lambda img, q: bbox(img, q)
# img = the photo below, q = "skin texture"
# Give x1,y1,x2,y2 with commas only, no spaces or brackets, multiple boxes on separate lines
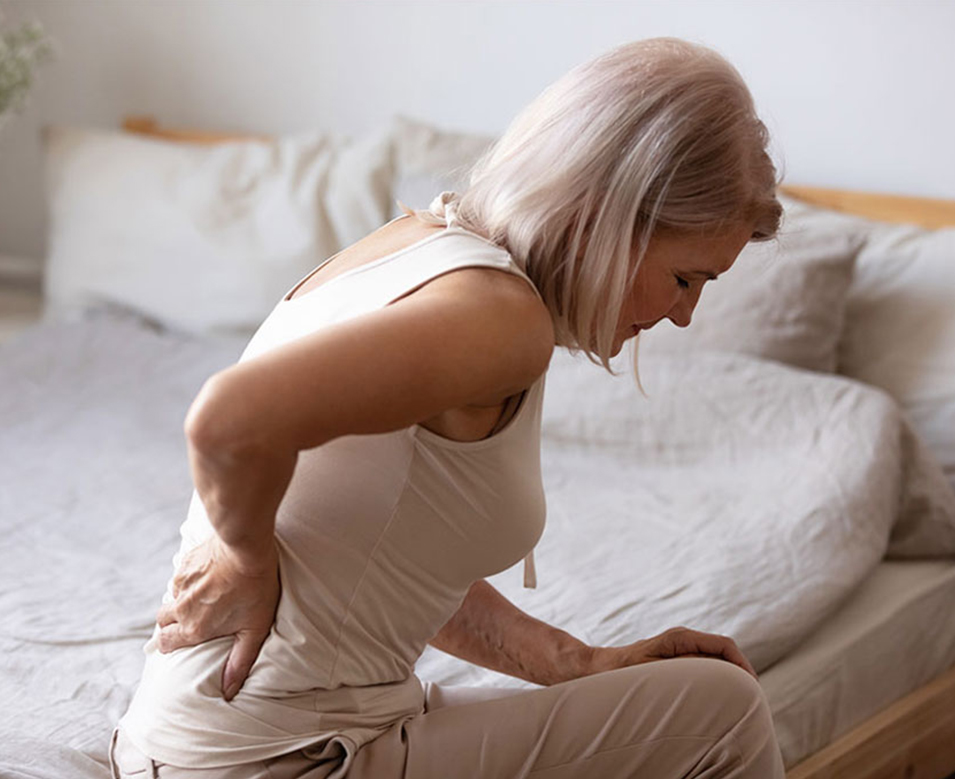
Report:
610,222,755,355
156,221,758,700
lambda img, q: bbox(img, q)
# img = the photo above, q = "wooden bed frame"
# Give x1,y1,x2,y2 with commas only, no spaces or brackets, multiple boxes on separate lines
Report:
122,116,955,779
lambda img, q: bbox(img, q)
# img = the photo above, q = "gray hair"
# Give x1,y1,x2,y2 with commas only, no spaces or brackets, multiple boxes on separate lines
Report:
407,37,783,372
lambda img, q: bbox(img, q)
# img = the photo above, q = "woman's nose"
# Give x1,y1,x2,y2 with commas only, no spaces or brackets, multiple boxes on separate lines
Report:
667,287,703,329
667,299,694,328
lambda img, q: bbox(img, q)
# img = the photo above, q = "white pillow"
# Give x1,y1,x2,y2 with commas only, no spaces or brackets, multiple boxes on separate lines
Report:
42,125,394,336
637,194,865,373
541,347,955,560
839,222,955,496
388,114,494,218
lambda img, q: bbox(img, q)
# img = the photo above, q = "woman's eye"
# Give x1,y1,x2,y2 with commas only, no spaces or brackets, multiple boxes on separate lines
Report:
675,276,690,289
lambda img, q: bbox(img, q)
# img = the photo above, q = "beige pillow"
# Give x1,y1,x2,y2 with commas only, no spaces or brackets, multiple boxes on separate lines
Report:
638,194,865,373
839,221,955,499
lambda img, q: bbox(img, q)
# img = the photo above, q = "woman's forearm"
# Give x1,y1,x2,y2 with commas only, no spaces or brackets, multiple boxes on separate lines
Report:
184,379,298,571
428,579,595,686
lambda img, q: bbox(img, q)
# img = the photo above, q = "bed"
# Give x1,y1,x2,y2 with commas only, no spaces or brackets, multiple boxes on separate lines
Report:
1,115,954,779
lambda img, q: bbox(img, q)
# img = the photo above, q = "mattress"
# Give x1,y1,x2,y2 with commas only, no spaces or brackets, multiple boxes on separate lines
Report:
2,312,954,777
760,558,955,769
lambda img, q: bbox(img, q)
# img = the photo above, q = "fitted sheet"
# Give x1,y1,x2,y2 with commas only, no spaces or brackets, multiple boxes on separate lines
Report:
762,558,955,768
2,313,954,777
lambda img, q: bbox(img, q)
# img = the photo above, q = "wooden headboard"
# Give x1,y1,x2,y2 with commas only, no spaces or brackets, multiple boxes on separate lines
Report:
777,184,955,230
122,116,271,146
122,115,955,230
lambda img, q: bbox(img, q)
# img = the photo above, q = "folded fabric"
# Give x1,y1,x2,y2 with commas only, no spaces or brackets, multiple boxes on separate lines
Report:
417,347,955,692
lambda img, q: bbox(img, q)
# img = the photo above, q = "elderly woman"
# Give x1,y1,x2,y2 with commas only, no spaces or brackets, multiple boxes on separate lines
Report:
110,37,785,779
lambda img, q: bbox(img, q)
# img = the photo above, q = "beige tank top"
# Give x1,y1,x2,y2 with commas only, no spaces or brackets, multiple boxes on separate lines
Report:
118,194,548,768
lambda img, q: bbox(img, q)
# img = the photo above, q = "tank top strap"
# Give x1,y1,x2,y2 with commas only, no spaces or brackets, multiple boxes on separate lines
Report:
522,548,537,589
348,191,542,313
425,192,544,305
319,199,540,315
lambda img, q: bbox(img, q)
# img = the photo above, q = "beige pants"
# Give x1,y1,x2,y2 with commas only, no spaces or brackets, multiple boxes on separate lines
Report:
109,657,785,779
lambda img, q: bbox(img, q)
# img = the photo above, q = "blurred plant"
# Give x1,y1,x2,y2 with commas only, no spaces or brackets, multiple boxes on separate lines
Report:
0,13,54,131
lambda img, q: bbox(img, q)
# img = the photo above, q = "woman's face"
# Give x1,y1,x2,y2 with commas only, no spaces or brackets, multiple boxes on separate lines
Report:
611,223,755,356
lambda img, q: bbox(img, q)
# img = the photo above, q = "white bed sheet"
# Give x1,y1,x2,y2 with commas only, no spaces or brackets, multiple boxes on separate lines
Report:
2,313,955,777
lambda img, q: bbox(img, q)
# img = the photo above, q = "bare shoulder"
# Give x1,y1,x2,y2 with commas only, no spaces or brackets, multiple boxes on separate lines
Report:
395,262,555,400
190,223,555,452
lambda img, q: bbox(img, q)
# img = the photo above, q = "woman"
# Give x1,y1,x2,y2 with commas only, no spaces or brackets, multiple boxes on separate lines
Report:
110,37,785,778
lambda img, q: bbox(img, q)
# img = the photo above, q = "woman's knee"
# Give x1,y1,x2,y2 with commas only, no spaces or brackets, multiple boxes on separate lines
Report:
615,657,773,736
683,656,766,704
671,657,772,725
581,659,783,777
614,655,764,701
672,658,784,776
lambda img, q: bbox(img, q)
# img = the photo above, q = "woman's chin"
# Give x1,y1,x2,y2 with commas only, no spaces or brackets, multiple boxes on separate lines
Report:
585,326,637,358
610,327,640,357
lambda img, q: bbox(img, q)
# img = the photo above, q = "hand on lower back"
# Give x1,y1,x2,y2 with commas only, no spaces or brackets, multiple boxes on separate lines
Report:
155,533,281,700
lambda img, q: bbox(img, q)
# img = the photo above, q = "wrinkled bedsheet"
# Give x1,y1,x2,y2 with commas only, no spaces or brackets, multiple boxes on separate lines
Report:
418,346,955,687
1,312,953,777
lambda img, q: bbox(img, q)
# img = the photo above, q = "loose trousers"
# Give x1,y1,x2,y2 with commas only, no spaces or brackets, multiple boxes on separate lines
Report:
109,657,786,779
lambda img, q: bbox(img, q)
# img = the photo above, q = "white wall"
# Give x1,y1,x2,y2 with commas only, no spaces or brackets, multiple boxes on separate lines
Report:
1,0,953,264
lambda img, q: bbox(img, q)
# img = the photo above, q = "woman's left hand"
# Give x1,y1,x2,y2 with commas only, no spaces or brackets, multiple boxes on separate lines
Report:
155,533,281,701
583,626,759,680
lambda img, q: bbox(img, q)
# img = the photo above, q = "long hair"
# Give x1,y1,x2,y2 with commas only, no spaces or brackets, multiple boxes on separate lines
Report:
406,37,783,373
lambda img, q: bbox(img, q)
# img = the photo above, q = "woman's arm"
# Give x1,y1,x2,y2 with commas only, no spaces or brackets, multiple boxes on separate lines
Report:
429,579,594,686
183,268,554,564
157,270,554,699
429,580,761,686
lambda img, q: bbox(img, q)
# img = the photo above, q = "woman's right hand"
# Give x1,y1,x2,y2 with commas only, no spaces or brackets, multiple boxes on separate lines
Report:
154,533,281,700
586,626,759,680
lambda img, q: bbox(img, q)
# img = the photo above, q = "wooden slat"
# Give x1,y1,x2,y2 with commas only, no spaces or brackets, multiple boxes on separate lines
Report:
122,115,269,145
780,184,955,229
786,662,955,779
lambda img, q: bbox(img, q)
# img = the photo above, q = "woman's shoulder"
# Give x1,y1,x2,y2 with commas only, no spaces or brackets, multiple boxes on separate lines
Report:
374,215,555,386
401,265,552,436
200,221,553,454
409,258,554,377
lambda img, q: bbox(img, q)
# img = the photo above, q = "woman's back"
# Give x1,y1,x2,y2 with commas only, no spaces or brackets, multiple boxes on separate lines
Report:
117,216,549,768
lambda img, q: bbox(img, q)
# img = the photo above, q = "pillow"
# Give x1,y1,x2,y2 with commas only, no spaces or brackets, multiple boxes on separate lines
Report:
839,221,955,497
42,125,394,336
540,347,955,560
637,194,866,373
388,114,494,218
